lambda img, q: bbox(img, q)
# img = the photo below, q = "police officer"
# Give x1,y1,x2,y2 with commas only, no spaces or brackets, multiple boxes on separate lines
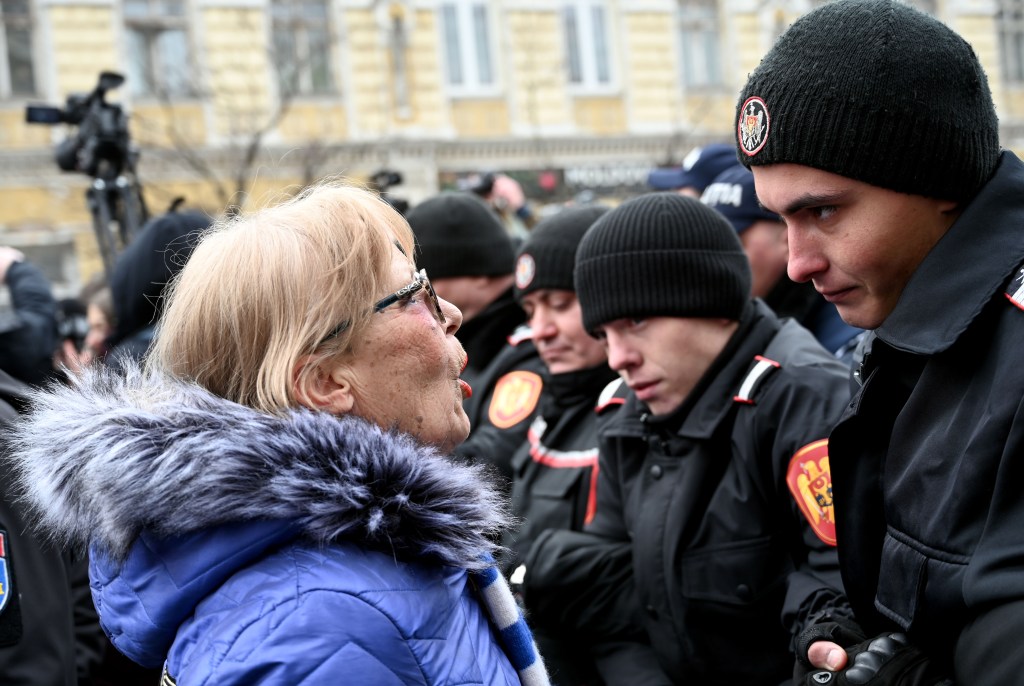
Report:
502,205,615,685
407,192,544,480
737,1,1024,683
525,193,853,685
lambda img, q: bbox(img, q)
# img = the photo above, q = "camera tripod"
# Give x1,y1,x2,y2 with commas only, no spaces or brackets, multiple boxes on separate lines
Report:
87,171,147,278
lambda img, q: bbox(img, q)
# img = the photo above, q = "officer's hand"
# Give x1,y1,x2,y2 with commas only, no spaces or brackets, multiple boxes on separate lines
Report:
795,617,867,681
808,640,848,671
801,633,952,685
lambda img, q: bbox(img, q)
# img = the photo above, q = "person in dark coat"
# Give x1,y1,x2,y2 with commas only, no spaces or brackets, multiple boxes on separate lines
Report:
0,369,106,685
737,1,1023,683
0,247,57,387
524,193,853,685
701,164,864,363
502,205,616,685
407,192,545,482
105,208,210,369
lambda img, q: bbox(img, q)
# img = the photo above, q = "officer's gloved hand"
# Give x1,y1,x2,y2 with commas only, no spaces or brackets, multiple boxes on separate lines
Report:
798,631,952,685
794,617,869,682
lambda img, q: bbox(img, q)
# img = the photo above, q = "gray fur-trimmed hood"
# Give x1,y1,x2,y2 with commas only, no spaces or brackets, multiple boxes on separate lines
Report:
8,363,509,570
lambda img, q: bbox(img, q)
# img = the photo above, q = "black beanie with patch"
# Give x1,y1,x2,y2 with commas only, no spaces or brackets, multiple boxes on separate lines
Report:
575,193,751,333
514,205,608,299
736,0,999,202
406,192,514,278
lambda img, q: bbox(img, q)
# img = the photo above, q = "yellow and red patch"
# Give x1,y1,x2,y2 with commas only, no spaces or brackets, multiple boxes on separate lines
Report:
488,370,543,429
786,439,836,546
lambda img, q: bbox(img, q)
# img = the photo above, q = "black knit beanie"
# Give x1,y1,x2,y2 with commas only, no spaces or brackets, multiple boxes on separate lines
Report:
736,0,999,202
406,192,514,278
575,193,751,333
514,205,608,299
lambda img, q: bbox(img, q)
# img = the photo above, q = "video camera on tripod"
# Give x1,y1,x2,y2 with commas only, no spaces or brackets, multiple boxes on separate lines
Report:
25,71,148,277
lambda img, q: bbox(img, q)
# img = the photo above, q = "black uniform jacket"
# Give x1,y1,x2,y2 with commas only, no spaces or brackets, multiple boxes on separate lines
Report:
455,325,546,483
828,151,1024,684
503,363,617,686
505,364,618,569
527,300,853,685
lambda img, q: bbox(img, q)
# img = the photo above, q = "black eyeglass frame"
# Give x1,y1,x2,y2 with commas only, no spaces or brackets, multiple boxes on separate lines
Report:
318,268,445,346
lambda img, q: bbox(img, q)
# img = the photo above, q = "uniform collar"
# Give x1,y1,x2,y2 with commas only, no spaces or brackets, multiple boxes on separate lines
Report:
876,151,1024,355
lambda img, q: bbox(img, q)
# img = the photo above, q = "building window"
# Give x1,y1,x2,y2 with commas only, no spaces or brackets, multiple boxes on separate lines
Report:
271,0,335,97
679,0,721,89
0,0,36,97
1001,0,1024,84
439,1,494,90
563,1,611,89
124,0,192,98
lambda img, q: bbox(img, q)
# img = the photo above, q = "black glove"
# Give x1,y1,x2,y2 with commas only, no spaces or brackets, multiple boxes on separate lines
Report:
794,616,869,681
800,632,952,686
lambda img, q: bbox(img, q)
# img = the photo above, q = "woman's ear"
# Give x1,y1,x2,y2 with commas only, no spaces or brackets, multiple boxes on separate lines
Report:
292,355,356,414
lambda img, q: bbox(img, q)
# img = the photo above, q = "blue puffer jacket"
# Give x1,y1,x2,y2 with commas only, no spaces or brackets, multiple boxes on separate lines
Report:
10,364,535,685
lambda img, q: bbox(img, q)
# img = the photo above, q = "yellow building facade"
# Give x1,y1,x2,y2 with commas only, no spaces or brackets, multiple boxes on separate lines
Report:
0,0,1021,286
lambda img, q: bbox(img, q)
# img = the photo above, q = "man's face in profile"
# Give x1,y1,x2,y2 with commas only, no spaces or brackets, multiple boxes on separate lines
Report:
752,164,959,330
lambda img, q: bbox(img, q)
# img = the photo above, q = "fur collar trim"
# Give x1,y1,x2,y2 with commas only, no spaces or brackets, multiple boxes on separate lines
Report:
10,364,508,569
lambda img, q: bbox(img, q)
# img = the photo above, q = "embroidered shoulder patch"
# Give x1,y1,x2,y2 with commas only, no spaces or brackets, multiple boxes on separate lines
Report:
0,532,10,615
0,529,21,647
786,440,836,546
488,370,543,429
1005,266,1024,311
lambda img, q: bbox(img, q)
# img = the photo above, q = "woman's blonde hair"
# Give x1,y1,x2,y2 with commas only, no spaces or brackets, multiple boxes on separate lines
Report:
149,182,414,414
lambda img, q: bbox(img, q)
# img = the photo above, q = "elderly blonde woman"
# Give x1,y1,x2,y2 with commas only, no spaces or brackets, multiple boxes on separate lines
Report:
10,185,548,686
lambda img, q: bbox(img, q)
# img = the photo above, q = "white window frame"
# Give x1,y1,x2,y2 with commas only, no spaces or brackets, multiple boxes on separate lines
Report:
562,0,614,94
1001,0,1024,85
0,0,37,98
438,0,499,96
123,0,195,100
270,0,337,98
678,0,722,90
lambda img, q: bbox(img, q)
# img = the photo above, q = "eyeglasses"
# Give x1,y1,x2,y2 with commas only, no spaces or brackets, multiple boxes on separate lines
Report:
374,268,446,324
318,268,446,346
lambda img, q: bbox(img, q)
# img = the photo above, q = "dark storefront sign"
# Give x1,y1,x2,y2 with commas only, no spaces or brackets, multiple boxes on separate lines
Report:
440,163,652,202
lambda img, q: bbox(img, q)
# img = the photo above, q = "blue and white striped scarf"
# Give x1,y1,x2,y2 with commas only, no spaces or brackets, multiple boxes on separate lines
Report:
472,564,550,686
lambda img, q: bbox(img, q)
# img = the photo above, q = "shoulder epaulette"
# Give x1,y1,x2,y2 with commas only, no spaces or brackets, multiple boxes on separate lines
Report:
507,325,533,346
733,355,781,405
595,377,628,414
